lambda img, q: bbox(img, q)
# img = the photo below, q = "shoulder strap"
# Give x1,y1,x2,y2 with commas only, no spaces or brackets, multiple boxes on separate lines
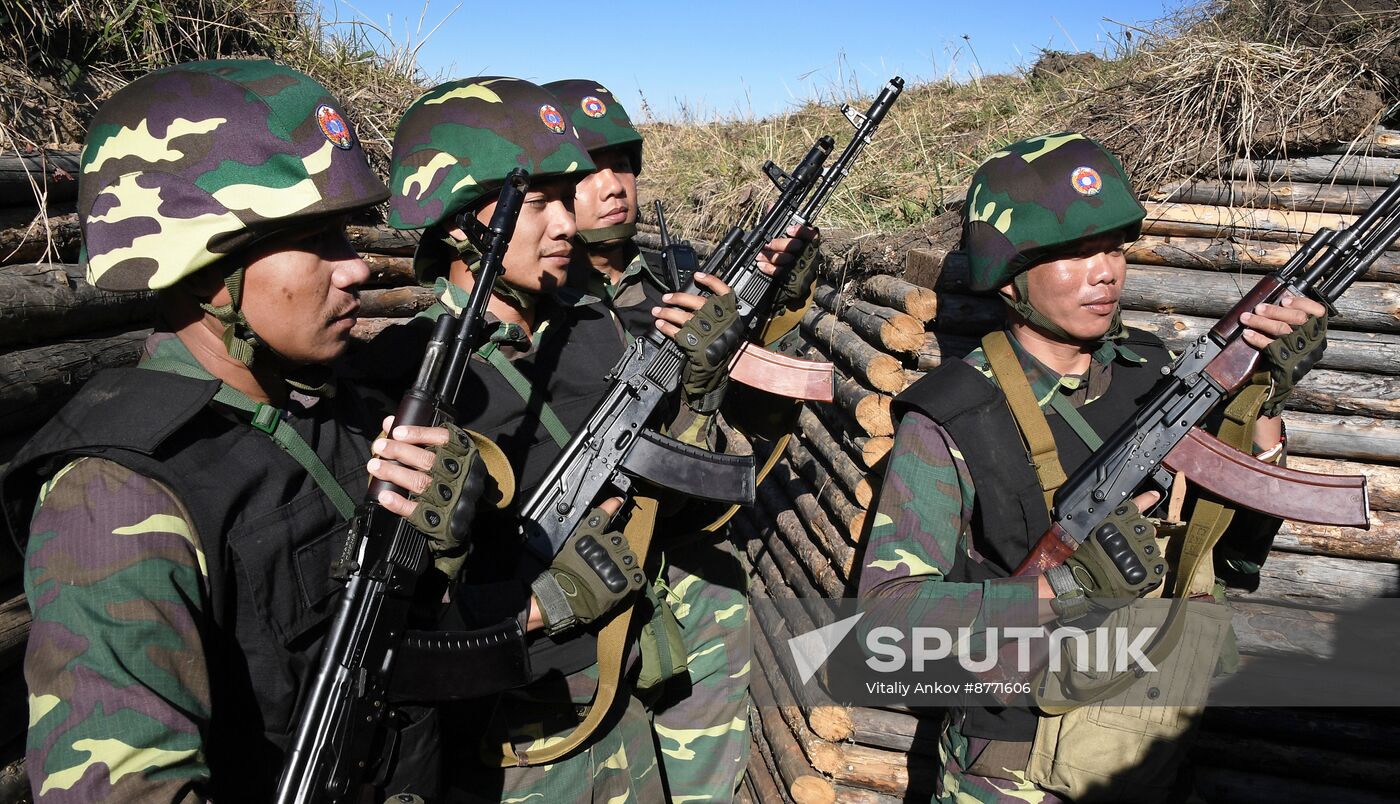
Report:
982,331,1067,509
476,341,573,449
140,357,358,519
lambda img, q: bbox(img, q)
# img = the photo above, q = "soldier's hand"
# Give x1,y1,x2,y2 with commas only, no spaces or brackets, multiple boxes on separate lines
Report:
530,501,646,636
1045,491,1166,621
368,416,488,579
756,223,821,277
653,272,745,413
1240,293,1328,417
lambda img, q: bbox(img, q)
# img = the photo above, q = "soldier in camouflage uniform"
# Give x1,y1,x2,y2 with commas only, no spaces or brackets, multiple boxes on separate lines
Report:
545,79,823,802
4,60,495,801
856,133,1328,803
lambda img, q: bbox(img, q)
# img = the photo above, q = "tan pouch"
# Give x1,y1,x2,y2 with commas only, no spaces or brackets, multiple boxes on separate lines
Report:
1026,598,1232,802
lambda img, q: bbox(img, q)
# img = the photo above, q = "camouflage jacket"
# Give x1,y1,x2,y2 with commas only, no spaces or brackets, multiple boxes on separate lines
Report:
20,333,379,802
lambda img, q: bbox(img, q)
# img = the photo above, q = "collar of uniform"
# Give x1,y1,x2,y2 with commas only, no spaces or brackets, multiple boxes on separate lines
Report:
141,331,327,409
426,277,536,357
967,329,1115,409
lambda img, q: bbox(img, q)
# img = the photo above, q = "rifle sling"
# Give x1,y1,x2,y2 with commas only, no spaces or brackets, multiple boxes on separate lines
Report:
491,493,661,767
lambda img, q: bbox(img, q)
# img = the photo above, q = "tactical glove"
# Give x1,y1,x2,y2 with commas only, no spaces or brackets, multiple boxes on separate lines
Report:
770,243,824,314
672,292,745,414
1045,501,1166,621
1257,313,1327,417
531,506,646,636
406,423,488,580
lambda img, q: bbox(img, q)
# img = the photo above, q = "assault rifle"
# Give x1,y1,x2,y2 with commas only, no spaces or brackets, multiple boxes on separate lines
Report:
1013,178,1399,580
275,170,530,804
521,76,905,563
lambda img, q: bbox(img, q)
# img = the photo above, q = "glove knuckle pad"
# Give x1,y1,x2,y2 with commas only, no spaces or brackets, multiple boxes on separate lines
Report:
575,534,628,594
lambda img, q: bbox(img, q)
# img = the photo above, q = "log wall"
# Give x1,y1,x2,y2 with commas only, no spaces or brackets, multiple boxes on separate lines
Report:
3,132,1400,801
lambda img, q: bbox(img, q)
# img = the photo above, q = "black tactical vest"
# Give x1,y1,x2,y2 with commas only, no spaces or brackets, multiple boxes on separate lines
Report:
3,366,399,800
892,329,1171,741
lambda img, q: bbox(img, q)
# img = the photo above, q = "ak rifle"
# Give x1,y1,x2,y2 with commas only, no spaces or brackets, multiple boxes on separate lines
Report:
275,170,530,803
520,76,904,563
1013,176,1398,579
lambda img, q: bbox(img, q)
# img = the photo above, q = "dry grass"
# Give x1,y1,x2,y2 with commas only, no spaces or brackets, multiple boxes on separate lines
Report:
639,0,1397,243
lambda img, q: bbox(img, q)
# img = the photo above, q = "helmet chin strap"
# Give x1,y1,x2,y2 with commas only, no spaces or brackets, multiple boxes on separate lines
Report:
199,263,335,396
1003,272,1127,346
439,229,536,309
575,221,637,249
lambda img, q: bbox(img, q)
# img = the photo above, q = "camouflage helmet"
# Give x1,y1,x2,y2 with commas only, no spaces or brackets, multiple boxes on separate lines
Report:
963,132,1145,293
542,79,643,174
387,77,595,231
79,59,388,292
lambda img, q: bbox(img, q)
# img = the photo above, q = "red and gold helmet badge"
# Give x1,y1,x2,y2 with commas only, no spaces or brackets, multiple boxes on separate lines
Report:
539,104,567,134
1070,166,1102,196
316,105,353,149
581,96,608,118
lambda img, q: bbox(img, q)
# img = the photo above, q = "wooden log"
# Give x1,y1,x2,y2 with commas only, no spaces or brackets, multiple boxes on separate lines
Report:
1252,550,1400,601
808,398,883,471
915,332,981,372
809,704,939,758
813,284,924,355
1228,599,1336,659
797,407,873,508
861,272,938,323
1286,456,1400,512
833,377,893,438
0,328,149,436
786,439,867,541
1120,265,1400,334
351,317,408,342
746,722,789,804
1156,179,1388,216
1286,412,1400,463
0,209,80,265
903,248,949,293
756,482,846,598
1273,511,1400,563
1126,232,1400,283
831,785,904,804
1120,309,1400,375
771,462,858,577
1142,201,1372,246
801,307,907,394
0,149,81,206
854,436,893,469
0,262,155,347
359,285,435,318
345,223,418,256
1321,127,1400,158
930,292,1003,335
805,738,938,799
1228,154,1400,186
362,254,416,287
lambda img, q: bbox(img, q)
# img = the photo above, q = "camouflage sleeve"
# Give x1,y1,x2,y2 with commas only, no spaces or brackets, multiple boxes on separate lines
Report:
24,457,211,803
857,411,1038,629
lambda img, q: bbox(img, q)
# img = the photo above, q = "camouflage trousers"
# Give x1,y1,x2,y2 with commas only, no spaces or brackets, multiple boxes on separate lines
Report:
650,534,752,803
934,729,1063,804
443,682,663,804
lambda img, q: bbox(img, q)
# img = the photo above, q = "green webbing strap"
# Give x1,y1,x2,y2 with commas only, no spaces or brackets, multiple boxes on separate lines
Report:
1047,393,1104,452
476,341,573,449
140,357,358,519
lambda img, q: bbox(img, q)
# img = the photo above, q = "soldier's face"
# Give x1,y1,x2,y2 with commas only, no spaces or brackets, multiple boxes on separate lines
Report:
472,178,578,293
237,217,368,364
573,147,637,231
1010,232,1128,342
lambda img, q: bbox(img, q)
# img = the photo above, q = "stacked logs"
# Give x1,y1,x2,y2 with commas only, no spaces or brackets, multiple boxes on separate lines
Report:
733,130,1400,802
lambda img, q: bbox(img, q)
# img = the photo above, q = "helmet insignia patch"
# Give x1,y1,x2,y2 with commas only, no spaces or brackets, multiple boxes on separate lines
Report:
316,105,353,149
539,104,567,134
581,96,607,118
1071,166,1101,196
